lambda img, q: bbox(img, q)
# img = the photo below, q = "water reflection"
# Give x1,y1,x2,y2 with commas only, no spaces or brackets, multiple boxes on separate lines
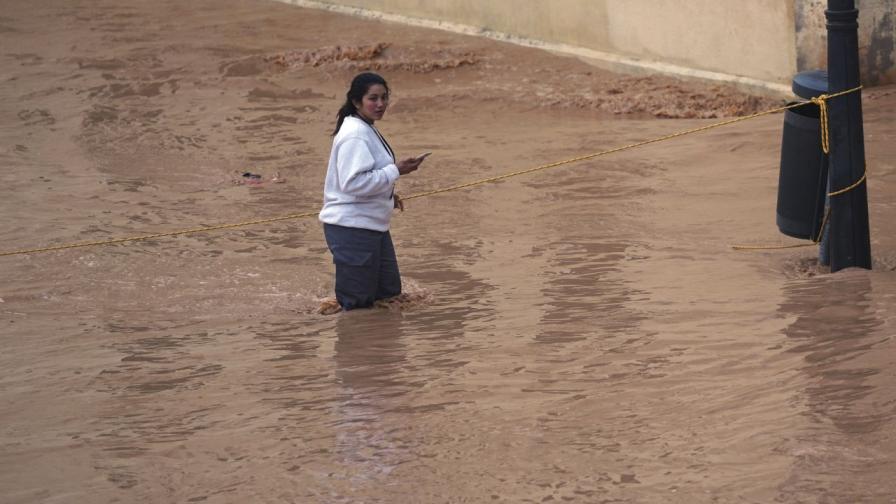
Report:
781,273,884,431
331,311,411,487
534,239,646,344
778,272,893,501
334,311,409,393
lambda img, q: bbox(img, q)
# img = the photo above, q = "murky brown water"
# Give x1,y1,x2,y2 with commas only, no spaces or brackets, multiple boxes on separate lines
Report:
2,1,896,502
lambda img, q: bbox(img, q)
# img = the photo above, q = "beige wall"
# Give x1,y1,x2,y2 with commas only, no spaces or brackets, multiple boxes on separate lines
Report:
280,0,895,91
602,1,795,84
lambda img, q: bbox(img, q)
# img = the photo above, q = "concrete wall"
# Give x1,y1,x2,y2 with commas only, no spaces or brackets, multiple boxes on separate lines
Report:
280,0,896,92
797,0,896,83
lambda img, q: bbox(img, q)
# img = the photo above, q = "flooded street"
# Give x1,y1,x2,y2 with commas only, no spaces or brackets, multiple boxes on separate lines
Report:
2,0,896,502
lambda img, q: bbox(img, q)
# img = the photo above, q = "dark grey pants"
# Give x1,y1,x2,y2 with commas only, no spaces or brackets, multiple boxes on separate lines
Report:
323,223,401,310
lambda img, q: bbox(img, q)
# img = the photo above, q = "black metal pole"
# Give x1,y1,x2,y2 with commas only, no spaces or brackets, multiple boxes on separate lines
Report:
826,0,871,271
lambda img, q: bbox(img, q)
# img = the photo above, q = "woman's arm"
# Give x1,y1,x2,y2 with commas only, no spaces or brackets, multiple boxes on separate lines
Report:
335,137,400,197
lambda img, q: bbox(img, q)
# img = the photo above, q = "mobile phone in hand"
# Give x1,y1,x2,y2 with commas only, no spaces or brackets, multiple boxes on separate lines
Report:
415,152,432,161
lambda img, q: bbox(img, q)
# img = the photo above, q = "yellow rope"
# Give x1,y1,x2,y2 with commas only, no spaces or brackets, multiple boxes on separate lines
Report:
731,242,817,251
731,163,868,251
0,86,864,258
732,208,831,251
827,167,867,196
405,86,861,202
0,211,318,257
811,93,832,154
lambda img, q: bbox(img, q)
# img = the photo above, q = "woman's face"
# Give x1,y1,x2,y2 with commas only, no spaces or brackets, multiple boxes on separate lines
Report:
353,84,389,124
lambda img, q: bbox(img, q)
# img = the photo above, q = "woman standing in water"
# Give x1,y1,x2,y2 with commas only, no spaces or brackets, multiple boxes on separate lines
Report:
319,72,427,312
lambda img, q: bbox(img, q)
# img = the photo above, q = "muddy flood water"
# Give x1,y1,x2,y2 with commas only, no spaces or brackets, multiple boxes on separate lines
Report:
2,0,896,502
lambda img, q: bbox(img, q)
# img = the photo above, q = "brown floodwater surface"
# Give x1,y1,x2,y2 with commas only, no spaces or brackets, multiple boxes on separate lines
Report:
2,0,896,502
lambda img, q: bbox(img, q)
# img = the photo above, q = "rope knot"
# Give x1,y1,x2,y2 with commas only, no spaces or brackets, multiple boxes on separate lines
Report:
810,93,831,154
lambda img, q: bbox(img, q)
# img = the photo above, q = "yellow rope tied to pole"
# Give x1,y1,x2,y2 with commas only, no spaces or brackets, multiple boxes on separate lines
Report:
731,84,867,251
730,161,868,251
0,86,864,258
405,85,859,203
811,93,832,154
827,167,867,196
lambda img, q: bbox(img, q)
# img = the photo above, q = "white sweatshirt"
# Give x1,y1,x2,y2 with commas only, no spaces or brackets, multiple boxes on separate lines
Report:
319,116,400,232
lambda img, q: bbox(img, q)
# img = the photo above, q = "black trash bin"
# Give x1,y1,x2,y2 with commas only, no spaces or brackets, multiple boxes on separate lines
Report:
776,70,829,240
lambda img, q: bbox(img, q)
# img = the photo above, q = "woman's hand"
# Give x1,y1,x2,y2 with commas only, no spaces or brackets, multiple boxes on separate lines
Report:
396,156,423,175
393,193,404,212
